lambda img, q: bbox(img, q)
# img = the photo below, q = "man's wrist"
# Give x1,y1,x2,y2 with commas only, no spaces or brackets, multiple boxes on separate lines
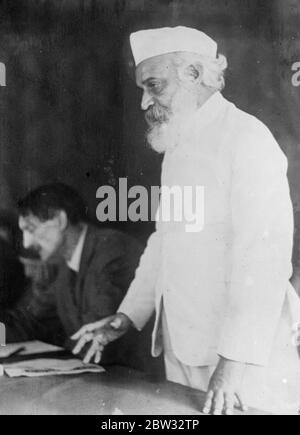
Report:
218,355,247,373
117,312,135,329
117,309,143,331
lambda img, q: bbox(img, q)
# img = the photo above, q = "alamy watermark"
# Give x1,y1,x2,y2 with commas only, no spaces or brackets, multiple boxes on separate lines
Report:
96,178,205,233
292,62,300,87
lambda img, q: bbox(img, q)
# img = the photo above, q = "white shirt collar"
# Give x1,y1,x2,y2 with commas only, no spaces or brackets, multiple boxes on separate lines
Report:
67,224,88,273
164,92,229,155
194,91,228,129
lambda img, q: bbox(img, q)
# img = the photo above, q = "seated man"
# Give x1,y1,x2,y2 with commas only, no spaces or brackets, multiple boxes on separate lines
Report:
1,183,151,370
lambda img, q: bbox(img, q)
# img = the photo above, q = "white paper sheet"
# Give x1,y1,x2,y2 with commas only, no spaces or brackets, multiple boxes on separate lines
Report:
3,358,105,378
0,341,64,358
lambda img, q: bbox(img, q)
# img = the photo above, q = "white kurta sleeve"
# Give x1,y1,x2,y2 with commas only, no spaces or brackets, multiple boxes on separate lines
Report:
218,120,294,366
118,230,161,330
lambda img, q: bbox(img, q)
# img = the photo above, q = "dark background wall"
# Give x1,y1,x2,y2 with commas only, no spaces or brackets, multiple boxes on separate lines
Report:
0,0,299,263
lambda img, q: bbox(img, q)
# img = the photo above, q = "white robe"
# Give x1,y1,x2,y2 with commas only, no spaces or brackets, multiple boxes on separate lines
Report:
119,92,300,414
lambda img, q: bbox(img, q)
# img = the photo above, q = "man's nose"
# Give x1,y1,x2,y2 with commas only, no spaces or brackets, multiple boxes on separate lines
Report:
23,232,35,249
141,91,154,111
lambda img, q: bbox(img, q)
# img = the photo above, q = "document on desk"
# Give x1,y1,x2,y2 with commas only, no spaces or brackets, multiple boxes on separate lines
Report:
0,341,64,358
3,358,105,378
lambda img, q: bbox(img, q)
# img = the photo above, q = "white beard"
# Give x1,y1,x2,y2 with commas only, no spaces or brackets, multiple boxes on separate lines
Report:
146,87,200,154
147,119,178,154
146,110,197,154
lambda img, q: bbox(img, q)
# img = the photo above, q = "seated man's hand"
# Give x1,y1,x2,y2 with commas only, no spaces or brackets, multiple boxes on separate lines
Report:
203,357,248,415
71,313,133,364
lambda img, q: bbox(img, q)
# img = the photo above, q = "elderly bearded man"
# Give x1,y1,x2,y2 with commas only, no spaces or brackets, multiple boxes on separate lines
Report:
73,27,300,414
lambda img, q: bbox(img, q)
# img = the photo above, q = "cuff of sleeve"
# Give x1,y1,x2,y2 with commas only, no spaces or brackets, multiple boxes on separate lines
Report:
117,303,148,332
217,313,276,367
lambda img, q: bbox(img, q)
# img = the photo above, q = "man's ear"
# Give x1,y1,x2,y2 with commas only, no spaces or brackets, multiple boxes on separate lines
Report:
56,210,68,231
179,63,203,84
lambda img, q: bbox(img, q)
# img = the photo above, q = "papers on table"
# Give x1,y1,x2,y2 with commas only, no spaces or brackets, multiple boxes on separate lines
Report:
0,341,105,378
3,358,105,378
0,341,64,359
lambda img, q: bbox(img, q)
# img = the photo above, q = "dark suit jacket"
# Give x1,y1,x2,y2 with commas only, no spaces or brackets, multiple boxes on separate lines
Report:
0,239,26,309
1,225,158,371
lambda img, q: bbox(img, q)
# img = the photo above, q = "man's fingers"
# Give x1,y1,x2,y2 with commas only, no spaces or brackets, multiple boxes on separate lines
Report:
235,393,248,412
203,390,214,415
71,325,88,341
83,340,100,364
93,336,105,363
204,390,244,415
94,338,104,353
224,392,235,416
72,332,93,355
71,318,113,340
97,333,112,346
212,391,225,415
71,323,98,340
94,350,102,364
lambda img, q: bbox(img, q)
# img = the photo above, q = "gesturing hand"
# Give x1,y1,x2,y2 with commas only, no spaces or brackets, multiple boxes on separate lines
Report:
71,313,132,364
203,357,248,415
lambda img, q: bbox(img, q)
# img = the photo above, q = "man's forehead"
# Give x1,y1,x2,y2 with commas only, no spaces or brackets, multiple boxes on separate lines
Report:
136,54,174,84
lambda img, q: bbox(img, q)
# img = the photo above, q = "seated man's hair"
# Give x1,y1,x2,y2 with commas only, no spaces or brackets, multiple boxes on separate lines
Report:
18,183,87,225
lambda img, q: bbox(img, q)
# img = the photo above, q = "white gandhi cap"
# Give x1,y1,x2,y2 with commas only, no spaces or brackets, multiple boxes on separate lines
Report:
130,26,218,67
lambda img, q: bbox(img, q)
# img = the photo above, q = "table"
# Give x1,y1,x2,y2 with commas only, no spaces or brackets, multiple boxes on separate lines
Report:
0,365,268,415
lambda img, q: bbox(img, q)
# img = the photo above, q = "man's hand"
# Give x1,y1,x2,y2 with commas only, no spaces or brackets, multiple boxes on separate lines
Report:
71,313,133,364
203,357,248,415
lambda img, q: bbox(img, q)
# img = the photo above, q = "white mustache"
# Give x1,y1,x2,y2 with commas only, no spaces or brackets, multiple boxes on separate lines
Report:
145,104,170,125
